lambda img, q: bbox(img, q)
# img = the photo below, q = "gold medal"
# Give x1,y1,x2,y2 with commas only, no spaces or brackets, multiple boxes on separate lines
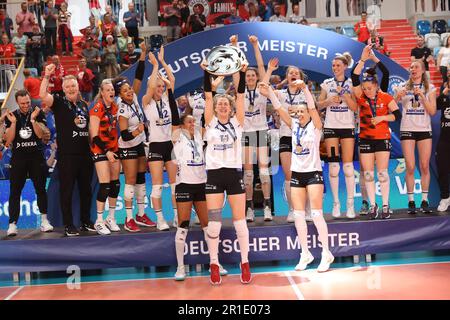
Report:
412,101,419,109
295,145,302,153
248,103,254,112
158,118,164,125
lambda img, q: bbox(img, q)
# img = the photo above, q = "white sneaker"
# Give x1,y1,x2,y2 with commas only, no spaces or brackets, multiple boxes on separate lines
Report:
246,207,255,222
317,251,334,272
295,251,314,271
40,220,54,232
157,218,170,231
209,264,228,276
437,197,450,212
346,202,356,219
95,221,111,235
7,223,17,237
332,202,341,218
173,214,178,228
264,206,273,221
174,266,186,281
105,217,121,232
286,209,295,223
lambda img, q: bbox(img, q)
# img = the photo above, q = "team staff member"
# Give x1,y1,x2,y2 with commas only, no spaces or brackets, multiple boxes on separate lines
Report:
4,90,54,237
40,66,96,236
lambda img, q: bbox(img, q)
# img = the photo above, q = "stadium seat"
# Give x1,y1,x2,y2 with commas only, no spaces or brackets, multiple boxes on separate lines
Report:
150,34,164,52
341,24,356,38
425,33,441,49
441,32,450,46
417,20,431,36
322,25,337,33
432,19,447,35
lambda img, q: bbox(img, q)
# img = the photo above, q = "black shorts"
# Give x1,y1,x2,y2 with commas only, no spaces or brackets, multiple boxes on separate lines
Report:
290,171,324,188
175,183,206,202
400,131,432,141
279,136,292,153
91,151,119,163
242,130,269,148
148,141,173,162
359,139,392,154
119,143,146,160
205,168,245,195
323,128,355,139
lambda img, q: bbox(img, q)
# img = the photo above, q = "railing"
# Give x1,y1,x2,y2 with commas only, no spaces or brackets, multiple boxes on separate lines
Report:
294,0,372,20
0,57,25,111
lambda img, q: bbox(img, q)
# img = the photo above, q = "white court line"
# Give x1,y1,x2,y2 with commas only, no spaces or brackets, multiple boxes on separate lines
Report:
4,286,24,300
284,271,305,300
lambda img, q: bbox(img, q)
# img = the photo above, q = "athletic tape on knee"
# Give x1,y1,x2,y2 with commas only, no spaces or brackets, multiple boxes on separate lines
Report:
136,172,146,185
329,162,340,177
151,185,163,198
124,184,134,201
179,220,190,229
244,170,254,187
170,183,176,196
207,221,222,239
259,168,271,184
208,208,222,222
364,171,375,182
377,170,389,183
96,183,111,203
109,180,120,198
343,162,354,177
311,209,323,218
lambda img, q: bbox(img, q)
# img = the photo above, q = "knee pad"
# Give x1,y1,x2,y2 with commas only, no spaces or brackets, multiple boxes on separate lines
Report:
244,170,254,187
179,220,190,229
96,183,110,203
136,172,146,185
259,168,271,184
233,219,249,236
135,183,146,200
151,185,163,199
124,184,135,201
377,170,389,183
293,210,306,220
170,183,176,196
310,209,323,218
329,162,340,178
207,221,222,239
343,162,354,178
109,180,120,198
364,171,375,182
208,208,222,222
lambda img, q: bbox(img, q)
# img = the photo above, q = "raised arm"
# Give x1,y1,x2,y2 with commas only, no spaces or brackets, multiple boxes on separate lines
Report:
259,82,292,128
142,51,158,107
201,61,214,126
40,64,55,108
351,45,372,98
132,41,148,95
369,52,390,92
304,85,322,130
261,58,278,85
157,46,175,92
248,35,266,80
235,69,246,126
30,107,45,139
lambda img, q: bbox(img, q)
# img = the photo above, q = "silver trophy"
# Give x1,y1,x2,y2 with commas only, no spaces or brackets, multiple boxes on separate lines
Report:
205,45,248,76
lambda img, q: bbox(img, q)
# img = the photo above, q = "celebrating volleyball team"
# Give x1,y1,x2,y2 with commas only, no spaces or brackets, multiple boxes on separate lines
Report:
3,32,443,285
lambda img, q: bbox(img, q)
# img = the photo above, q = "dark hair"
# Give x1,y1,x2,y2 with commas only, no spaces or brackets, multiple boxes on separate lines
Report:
361,11,367,15
15,89,30,101
246,67,259,78
362,67,378,84
112,77,130,97
180,113,194,125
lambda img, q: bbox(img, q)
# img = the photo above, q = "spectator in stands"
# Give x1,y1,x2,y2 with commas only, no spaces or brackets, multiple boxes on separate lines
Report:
58,2,73,56
326,0,339,17
101,13,117,48
123,2,141,48
259,0,274,21
23,68,42,108
16,2,35,34
54,0,65,11
248,2,262,22
269,4,288,22
289,3,304,23
370,29,390,57
104,4,118,24
176,95,192,116
28,24,45,73
43,0,58,58
0,33,16,64
27,0,44,30
120,42,139,70
411,35,434,79
117,27,133,61
79,26,100,50
187,4,206,34
108,0,121,20
47,55,66,96
0,8,14,40
354,11,371,44
103,35,119,79
300,18,309,25
12,28,28,58
86,15,100,39
179,0,191,37
164,0,181,43
77,57,95,103
82,38,101,94
437,37,450,83
225,6,245,24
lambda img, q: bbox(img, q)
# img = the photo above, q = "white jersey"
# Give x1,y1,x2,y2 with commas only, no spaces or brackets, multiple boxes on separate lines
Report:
278,88,307,137
244,87,269,132
174,130,207,184
144,94,172,143
290,119,323,173
320,77,355,129
188,92,205,135
117,93,146,148
205,116,243,170
399,82,435,132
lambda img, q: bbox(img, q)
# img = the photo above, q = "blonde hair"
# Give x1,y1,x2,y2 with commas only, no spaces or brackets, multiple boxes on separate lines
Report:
94,79,114,103
213,94,236,117
406,60,430,93
333,52,352,66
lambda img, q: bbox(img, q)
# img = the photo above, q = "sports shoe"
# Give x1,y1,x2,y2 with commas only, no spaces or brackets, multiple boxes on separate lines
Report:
80,221,96,232
368,204,379,220
420,200,432,214
172,213,178,228
174,266,186,281
94,221,111,235
124,218,141,233
332,202,341,218
407,201,416,214
7,223,17,237
295,251,314,271
136,214,156,227
286,209,295,223
381,205,391,219
317,251,334,272
157,217,170,231
240,262,252,284
437,197,450,212
346,201,356,219
246,207,255,222
219,264,228,276
359,200,370,215
264,206,273,221
65,225,79,237
209,263,222,285
40,220,54,232
105,217,121,232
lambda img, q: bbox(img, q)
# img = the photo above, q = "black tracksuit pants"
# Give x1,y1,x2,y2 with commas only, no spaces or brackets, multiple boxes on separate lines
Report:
436,135,450,199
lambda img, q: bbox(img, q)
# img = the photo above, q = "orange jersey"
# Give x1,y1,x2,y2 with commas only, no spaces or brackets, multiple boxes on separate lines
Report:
357,91,394,140
89,100,119,154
